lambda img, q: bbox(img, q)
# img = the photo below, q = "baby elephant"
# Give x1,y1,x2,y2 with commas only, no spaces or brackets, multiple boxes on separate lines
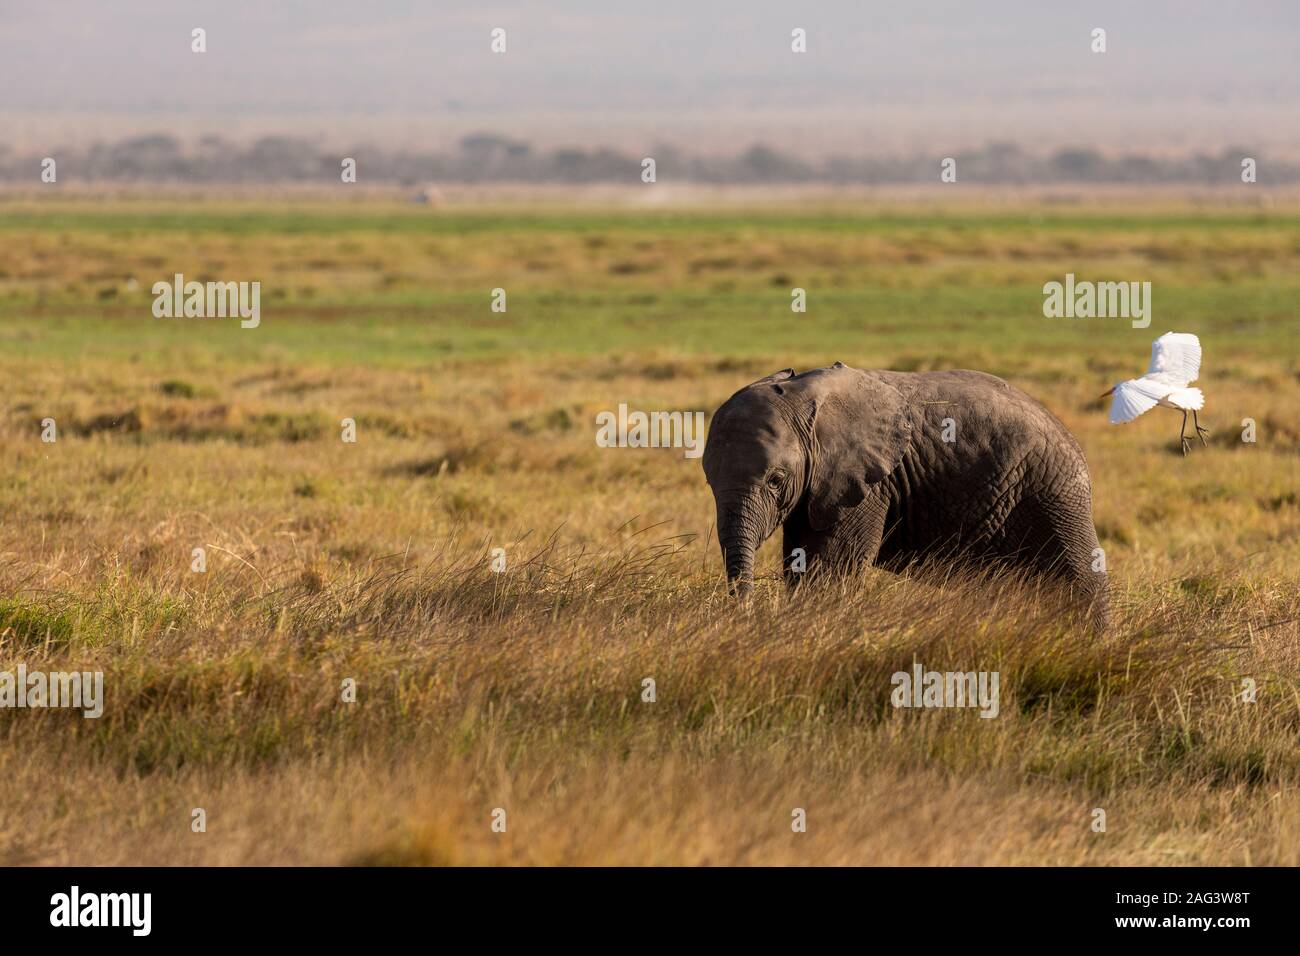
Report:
702,363,1108,627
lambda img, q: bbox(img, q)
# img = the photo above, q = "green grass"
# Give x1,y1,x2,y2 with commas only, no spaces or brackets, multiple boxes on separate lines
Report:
3,198,1298,365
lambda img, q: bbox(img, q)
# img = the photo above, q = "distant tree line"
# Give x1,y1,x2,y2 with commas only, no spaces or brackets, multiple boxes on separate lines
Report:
1,133,1291,185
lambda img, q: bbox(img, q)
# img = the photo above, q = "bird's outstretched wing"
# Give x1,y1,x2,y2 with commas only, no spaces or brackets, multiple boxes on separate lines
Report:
1147,332,1201,385
1109,378,1164,424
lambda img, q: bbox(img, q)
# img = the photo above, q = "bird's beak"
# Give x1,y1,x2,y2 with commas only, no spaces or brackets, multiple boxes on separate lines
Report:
1098,386,1115,399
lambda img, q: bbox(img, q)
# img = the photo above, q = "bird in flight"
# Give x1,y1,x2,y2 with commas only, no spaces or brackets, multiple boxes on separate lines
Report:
1103,332,1208,456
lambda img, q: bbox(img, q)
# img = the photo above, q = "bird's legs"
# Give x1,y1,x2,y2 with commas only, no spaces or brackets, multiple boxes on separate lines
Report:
1179,410,1190,456
1193,410,1210,446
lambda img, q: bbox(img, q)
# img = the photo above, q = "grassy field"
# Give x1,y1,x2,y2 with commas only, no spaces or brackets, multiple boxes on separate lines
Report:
0,193,1297,865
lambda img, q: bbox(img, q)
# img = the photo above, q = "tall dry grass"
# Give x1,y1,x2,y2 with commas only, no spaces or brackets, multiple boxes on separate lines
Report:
1,532,1296,865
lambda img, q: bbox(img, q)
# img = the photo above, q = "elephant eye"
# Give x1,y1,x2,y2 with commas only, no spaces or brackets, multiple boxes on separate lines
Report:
767,470,785,488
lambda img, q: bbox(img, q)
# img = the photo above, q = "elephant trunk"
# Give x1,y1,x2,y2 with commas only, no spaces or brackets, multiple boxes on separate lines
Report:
721,533,756,596
717,499,767,597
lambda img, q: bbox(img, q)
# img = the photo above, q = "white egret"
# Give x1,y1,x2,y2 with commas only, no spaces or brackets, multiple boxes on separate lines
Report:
1102,332,1208,456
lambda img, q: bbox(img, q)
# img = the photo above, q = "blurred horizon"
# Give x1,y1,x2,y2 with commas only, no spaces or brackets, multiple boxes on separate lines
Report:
2,1,1299,159
4,132,1296,186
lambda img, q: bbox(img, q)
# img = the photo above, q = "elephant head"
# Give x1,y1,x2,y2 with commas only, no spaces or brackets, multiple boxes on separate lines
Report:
702,363,912,595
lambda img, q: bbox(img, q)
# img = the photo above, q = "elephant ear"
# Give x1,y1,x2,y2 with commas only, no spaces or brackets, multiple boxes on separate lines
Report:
743,369,790,395
720,368,796,406
806,370,913,531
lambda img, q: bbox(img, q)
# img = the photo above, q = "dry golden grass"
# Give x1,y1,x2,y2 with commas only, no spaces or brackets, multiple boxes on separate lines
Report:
1,543,1296,865
3,367,1297,866
0,196,1297,865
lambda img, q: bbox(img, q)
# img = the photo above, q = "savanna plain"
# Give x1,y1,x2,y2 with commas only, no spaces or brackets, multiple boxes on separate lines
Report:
0,190,1297,865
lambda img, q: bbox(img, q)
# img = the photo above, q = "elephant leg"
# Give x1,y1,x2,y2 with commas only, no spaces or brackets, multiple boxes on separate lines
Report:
1004,490,1110,631
782,491,890,587
1065,510,1110,633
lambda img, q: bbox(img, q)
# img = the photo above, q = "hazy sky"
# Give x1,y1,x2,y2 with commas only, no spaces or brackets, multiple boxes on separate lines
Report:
3,1,1298,155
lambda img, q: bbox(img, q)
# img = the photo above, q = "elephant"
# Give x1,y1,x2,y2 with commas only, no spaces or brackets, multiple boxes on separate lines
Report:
701,362,1109,628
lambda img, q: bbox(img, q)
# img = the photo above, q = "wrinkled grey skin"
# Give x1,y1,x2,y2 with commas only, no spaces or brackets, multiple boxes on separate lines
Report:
702,363,1108,628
